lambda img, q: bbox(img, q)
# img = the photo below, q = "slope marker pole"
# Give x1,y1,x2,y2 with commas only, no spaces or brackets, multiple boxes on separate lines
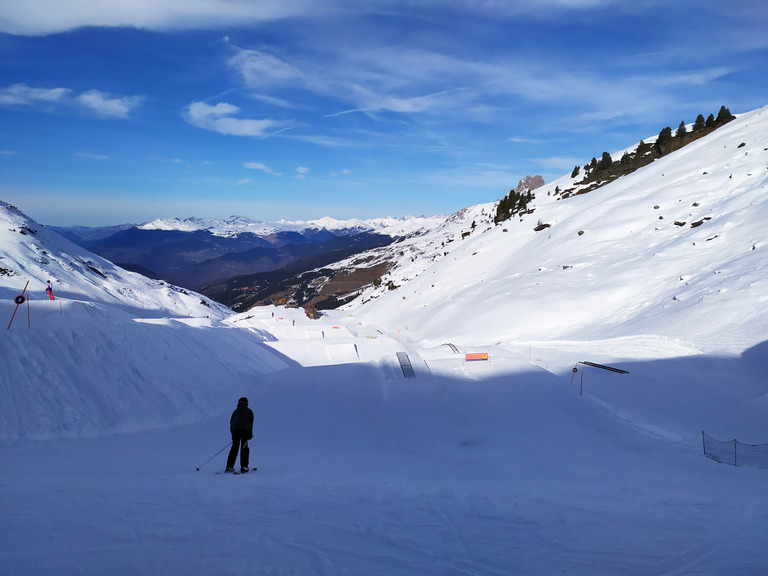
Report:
7,281,30,331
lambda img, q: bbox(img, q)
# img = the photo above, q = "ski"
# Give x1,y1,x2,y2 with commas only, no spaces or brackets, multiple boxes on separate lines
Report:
215,467,256,475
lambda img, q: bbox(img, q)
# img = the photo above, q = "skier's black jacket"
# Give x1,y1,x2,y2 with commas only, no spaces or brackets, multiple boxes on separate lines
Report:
230,400,254,438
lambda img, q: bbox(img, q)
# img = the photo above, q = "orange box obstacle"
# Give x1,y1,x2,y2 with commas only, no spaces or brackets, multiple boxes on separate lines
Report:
465,353,489,361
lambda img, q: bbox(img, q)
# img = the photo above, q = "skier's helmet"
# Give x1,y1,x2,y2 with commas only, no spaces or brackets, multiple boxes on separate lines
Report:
238,397,248,406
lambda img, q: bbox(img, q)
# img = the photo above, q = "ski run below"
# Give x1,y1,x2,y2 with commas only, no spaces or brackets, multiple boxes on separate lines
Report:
2,305,767,575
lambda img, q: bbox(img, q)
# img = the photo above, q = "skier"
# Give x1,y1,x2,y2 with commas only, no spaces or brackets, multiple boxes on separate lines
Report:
46,281,54,300
225,397,254,473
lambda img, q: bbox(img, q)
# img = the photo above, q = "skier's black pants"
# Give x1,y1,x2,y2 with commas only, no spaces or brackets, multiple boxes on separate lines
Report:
226,431,250,469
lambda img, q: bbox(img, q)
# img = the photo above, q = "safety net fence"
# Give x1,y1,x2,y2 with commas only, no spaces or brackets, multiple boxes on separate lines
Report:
702,431,768,468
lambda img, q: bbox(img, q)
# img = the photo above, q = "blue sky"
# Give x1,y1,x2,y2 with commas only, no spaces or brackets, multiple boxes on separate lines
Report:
1,0,766,226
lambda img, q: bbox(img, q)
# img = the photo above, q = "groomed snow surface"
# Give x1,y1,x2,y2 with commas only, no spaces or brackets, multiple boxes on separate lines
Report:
2,106,768,575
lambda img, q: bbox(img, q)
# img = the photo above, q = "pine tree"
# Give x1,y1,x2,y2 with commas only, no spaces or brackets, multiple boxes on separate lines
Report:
657,126,673,144
677,121,687,137
495,196,509,222
705,114,716,128
716,105,734,123
571,165,580,178
636,140,652,155
495,187,535,223
598,151,612,170
693,114,706,132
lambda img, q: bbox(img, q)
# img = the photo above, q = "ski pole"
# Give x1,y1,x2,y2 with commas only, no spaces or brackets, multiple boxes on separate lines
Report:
195,441,232,471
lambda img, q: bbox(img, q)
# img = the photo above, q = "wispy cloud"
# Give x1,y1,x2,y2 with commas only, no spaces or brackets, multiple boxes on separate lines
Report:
183,101,286,137
533,156,584,171
227,42,474,120
507,136,544,144
296,166,310,180
650,67,734,87
0,83,70,106
229,49,305,88
77,152,110,160
248,93,300,109
76,90,142,119
330,86,468,117
0,83,141,118
0,0,636,36
243,161,282,176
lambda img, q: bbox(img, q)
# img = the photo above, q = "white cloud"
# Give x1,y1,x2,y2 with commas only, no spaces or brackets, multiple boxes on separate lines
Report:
507,136,544,144
651,67,734,88
0,0,315,36
0,83,71,106
77,152,110,160
0,83,141,119
296,166,310,179
229,49,304,88
76,89,142,119
332,86,458,116
183,101,284,137
243,161,282,176
249,93,299,109
0,0,635,36
226,43,473,119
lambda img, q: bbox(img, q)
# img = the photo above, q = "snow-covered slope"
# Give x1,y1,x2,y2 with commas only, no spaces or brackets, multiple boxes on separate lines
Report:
0,203,288,441
0,202,229,318
347,105,768,356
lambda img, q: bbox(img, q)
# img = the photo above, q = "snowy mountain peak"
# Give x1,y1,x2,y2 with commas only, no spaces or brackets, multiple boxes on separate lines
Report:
138,213,445,238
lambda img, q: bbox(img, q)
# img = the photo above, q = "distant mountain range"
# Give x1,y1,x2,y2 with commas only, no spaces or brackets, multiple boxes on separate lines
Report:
134,215,441,237
52,215,445,309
